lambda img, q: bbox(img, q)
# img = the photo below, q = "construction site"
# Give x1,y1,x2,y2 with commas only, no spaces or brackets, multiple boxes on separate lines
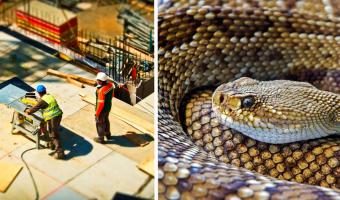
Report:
0,0,154,199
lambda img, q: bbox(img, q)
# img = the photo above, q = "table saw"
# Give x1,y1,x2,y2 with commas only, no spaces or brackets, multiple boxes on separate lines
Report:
0,77,49,149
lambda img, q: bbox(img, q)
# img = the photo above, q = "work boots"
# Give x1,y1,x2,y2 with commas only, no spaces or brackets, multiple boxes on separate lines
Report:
93,137,105,144
94,133,111,144
49,140,65,160
105,134,111,140
47,141,56,150
53,150,65,160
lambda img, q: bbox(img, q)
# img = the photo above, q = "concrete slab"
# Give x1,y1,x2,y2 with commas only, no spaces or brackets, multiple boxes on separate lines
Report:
0,105,29,154
67,152,154,200
108,140,154,165
0,149,7,159
62,105,154,163
31,64,96,118
0,154,61,200
138,176,154,198
59,124,112,165
45,186,88,200
9,131,111,183
134,93,154,115
63,105,140,136
0,32,66,83
57,64,96,80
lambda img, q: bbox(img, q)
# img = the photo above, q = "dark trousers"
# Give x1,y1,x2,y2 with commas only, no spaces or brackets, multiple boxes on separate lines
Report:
96,111,111,139
46,115,63,152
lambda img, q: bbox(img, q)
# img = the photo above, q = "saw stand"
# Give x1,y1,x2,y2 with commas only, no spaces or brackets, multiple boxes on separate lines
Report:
9,98,49,149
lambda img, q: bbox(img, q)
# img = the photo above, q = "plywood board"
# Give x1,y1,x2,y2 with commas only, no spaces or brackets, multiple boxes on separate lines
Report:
137,158,154,177
80,94,154,135
0,161,23,192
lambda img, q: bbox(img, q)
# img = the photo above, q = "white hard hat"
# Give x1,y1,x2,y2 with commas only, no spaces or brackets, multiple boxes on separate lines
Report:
96,72,108,81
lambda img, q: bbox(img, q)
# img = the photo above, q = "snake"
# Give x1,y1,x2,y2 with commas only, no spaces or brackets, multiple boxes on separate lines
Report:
158,0,340,199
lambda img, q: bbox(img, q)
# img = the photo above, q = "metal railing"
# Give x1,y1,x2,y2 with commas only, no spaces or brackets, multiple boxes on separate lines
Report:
75,30,154,83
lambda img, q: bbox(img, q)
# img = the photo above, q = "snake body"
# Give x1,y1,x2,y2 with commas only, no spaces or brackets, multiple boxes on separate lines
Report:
158,0,340,199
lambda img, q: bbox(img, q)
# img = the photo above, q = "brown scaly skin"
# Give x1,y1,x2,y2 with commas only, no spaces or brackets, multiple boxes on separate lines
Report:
158,0,340,199
185,89,340,189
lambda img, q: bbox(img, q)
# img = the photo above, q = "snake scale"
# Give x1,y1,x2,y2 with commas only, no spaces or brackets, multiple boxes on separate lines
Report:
158,0,340,199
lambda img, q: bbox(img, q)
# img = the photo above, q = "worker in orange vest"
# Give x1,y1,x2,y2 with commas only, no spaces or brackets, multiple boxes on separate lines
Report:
94,72,114,144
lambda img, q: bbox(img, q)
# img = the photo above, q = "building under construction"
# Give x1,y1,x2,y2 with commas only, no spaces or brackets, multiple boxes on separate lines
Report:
0,0,154,199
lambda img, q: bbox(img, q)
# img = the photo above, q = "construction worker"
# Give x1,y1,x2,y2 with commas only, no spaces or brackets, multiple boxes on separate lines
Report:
94,72,114,143
129,64,137,85
25,85,65,159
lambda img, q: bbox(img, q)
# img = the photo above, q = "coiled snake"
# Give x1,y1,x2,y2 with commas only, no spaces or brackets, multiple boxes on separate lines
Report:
158,0,340,199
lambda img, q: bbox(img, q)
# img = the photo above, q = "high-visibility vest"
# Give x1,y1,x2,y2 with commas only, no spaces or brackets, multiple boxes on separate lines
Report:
95,83,114,114
41,94,63,121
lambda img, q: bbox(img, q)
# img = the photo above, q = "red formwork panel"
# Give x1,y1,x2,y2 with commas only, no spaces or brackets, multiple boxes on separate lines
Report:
16,10,77,33
16,17,77,39
15,9,77,47
17,23,77,47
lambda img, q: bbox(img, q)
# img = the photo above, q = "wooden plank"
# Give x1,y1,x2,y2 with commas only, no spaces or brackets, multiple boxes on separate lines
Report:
47,69,96,86
66,77,85,88
59,53,73,62
79,94,154,135
137,158,154,177
0,161,23,192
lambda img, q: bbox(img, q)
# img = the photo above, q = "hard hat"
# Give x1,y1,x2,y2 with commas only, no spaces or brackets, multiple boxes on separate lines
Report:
96,72,108,81
36,85,46,93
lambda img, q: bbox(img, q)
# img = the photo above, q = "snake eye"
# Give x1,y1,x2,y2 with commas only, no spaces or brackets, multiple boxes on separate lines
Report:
219,95,224,103
242,96,255,108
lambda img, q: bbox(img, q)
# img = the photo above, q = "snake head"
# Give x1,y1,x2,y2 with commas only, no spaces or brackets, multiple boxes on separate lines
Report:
212,77,260,126
212,77,339,144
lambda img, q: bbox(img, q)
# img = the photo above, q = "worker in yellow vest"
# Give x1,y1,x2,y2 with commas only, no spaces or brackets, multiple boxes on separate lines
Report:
25,85,65,159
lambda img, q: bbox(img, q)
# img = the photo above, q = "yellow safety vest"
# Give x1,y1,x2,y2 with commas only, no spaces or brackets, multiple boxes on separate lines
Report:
41,94,62,121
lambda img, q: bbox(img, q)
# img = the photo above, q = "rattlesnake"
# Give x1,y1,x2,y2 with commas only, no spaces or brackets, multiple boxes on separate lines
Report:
158,0,340,199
